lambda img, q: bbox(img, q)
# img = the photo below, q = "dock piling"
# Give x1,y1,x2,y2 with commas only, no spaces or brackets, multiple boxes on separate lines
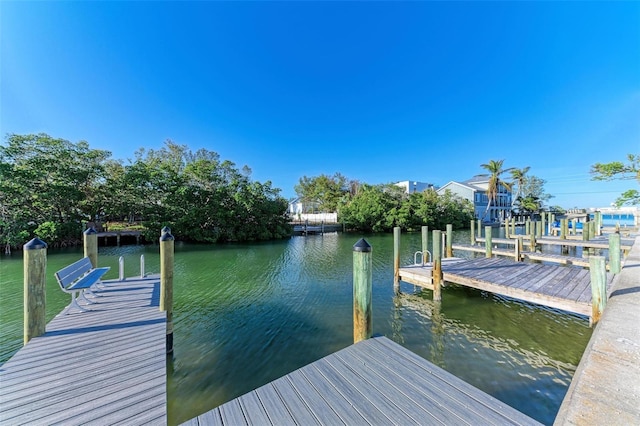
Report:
393,227,400,294
160,226,175,354
446,224,453,258
485,226,492,258
83,227,98,268
470,220,475,245
432,230,442,301
353,238,372,343
515,236,522,261
589,256,607,326
422,225,429,261
24,238,47,345
609,233,621,274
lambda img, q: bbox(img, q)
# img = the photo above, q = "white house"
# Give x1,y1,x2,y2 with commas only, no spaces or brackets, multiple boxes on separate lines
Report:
395,181,436,194
437,175,512,222
287,198,338,223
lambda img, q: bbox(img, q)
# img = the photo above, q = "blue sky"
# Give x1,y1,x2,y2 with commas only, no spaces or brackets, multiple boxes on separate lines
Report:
2,1,639,209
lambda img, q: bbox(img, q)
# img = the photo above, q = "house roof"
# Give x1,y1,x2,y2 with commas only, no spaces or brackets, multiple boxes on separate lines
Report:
436,180,480,193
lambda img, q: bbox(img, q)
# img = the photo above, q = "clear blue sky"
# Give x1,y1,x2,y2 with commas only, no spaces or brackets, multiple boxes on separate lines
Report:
2,1,639,209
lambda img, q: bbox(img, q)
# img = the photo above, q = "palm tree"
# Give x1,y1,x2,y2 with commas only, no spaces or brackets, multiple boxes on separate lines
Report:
480,159,512,221
510,166,530,211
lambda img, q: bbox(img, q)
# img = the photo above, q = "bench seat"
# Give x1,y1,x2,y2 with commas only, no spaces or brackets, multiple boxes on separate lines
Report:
55,257,110,315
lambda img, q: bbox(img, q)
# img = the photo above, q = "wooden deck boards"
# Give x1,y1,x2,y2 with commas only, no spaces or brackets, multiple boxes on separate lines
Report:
182,336,541,426
399,258,615,317
0,276,167,425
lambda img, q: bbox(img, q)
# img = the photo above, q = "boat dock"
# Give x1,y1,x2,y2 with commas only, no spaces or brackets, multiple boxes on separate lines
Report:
2,230,638,425
0,276,167,424
182,335,540,426
399,257,614,318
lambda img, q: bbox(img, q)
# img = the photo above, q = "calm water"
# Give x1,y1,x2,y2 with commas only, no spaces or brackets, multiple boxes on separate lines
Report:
0,230,593,425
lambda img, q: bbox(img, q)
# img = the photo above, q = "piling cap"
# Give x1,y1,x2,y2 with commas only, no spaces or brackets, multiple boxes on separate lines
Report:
160,227,174,241
353,238,372,252
83,227,97,235
24,238,47,250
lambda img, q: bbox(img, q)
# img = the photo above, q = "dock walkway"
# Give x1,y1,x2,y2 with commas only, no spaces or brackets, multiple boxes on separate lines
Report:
182,335,540,425
0,276,167,425
555,235,640,424
399,257,614,317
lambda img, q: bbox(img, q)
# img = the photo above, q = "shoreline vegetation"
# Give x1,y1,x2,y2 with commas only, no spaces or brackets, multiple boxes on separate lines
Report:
1,133,474,250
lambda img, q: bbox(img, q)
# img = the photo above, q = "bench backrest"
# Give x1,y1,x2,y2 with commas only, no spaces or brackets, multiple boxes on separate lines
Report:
55,257,94,290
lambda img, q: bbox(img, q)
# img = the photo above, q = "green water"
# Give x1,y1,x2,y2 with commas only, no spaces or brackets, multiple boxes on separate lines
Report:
0,231,593,425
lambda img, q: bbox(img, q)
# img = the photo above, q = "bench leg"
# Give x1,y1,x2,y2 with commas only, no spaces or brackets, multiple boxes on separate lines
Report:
92,281,106,291
61,291,89,315
78,289,97,305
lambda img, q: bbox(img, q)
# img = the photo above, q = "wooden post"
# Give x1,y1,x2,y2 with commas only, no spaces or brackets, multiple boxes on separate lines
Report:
446,224,453,258
476,219,482,239
511,217,516,235
609,233,621,274
596,212,602,236
160,226,175,354
559,219,566,240
470,220,476,245
588,221,595,241
432,230,442,301
536,221,542,238
504,219,510,239
571,219,577,236
353,238,373,343
589,256,607,326
421,226,429,262
529,226,536,252
393,227,400,294
541,213,546,236
525,219,530,235
515,236,523,261
485,226,492,258
83,227,98,268
24,238,47,345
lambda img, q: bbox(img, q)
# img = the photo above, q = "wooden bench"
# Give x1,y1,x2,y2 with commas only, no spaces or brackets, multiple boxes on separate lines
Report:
55,257,110,315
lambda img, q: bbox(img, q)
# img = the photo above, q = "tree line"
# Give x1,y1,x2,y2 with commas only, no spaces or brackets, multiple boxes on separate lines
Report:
0,133,290,249
7,133,629,250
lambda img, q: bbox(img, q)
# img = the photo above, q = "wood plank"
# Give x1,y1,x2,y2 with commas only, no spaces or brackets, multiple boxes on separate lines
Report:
285,370,346,425
219,399,248,425
254,383,298,425
269,376,321,425
238,391,272,425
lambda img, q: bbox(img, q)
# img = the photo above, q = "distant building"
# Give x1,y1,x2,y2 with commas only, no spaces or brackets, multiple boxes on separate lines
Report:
395,181,436,194
437,175,512,222
287,197,337,223
288,197,321,215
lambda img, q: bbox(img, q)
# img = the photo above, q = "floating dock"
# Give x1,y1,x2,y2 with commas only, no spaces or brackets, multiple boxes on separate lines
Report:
0,276,167,425
399,257,614,318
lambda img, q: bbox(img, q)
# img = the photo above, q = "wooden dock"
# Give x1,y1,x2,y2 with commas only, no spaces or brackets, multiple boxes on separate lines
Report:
182,335,540,425
0,276,167,425
399,257,615,317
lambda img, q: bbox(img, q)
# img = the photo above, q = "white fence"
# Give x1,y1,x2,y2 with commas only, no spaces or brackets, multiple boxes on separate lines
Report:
291,213,338,223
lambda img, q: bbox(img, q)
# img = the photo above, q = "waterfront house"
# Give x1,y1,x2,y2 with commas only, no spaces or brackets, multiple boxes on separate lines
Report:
436,175,512,222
